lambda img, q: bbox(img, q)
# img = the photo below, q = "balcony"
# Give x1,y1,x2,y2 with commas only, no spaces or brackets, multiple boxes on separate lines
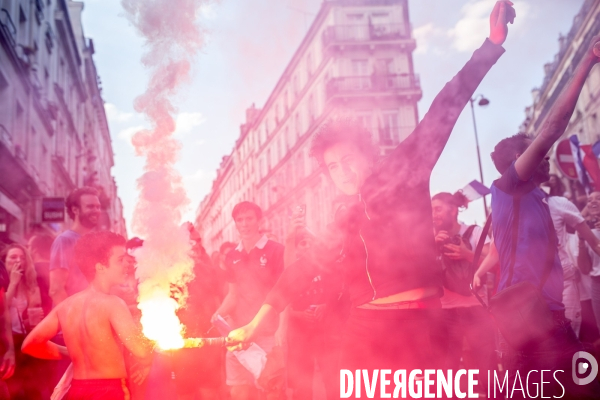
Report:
326,73,420,100
322,23,413,49
0,8,16,48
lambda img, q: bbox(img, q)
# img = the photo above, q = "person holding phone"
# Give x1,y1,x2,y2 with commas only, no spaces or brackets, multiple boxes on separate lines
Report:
1,244,45,399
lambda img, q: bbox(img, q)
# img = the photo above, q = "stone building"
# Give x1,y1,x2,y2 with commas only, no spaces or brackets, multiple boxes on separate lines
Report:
196,0,421,251
0,0,126,244
520,0,600,202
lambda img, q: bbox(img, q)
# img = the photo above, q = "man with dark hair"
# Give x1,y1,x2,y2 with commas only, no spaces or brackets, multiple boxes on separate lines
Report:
22,231,153,400
310,118,380,169
228,2,515,395
49,187,101,306
487,35,600,398
231,201,263,222
213,201,284,400
490,132,532,174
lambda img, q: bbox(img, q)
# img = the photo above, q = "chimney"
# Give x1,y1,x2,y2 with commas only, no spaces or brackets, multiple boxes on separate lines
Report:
245,103,261,125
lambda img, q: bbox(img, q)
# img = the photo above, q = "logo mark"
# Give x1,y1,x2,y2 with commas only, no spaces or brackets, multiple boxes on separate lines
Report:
572,351,598,385
260,254,267,266
233,259,241,264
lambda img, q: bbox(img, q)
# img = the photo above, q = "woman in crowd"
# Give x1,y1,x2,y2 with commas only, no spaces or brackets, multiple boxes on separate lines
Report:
1,244,46,399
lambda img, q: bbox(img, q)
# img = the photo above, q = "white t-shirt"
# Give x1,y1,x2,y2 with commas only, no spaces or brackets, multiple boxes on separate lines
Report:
441,222,491,309
565,233,592,301
548,196,584,279
583,229,600,277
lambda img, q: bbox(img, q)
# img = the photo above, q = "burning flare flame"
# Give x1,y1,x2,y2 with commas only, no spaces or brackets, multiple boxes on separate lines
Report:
139,293,184,350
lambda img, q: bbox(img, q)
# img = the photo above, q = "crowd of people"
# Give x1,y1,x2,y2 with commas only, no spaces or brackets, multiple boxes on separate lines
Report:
0,1,600,399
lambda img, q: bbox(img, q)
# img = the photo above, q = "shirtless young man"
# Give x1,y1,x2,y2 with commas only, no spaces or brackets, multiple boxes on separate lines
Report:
22,231,153,400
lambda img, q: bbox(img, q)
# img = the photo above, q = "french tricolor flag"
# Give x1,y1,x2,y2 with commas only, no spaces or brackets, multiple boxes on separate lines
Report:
460,180,490,202
569,135,600,193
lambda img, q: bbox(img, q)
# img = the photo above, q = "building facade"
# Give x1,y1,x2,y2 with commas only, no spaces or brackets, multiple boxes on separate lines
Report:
520,0,600,201
197,0,421,251
0,0,126,244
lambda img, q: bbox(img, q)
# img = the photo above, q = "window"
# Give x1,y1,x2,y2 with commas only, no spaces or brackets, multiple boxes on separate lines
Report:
296,152,305,181
375,58,394,74
295,113,302,139
260,126,266,145
371,12,389,18
308,94,316,124
293,75,299,97
398,105,417,141
267,149,272,171
280,135,286,159
357,113,372,133
45,27,54,53
307,53,313,77
15,102,24,149
380,111,399,145
259,158,265,180
42,145,48,185
284,127,290,151
351,59,369,76
347,13,364,21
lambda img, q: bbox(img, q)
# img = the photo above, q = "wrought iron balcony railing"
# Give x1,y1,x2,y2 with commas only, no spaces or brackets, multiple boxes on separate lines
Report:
326,73,420,99
323,23,409,46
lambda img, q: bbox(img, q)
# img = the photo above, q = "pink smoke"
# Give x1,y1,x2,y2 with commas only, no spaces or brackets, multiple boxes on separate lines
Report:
121,0,215,348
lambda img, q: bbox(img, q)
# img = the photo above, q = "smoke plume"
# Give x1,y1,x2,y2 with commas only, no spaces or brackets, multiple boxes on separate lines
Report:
121,0,213,349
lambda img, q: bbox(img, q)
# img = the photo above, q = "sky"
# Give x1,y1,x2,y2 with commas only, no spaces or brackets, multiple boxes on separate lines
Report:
79,0,585,234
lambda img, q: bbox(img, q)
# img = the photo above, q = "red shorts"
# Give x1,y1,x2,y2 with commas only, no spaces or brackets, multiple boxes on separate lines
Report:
66,379,130,400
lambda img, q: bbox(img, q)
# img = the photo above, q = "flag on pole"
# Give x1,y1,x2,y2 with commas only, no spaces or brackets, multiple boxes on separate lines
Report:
460,180,490,202
569,135,600,193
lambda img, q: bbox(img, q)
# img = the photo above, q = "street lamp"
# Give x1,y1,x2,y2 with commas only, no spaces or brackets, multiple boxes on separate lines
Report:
469,94,490,217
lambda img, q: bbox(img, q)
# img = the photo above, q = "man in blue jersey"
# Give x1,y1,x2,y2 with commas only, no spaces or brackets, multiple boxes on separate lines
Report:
49,187,102,306
489,35,600,399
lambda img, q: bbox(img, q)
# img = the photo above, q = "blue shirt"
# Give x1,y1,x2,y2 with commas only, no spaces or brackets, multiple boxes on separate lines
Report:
491,163,564,311
224,235,284,334
49,230,88,296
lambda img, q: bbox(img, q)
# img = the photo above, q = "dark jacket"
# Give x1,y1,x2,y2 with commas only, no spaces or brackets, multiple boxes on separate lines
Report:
266,39,505,310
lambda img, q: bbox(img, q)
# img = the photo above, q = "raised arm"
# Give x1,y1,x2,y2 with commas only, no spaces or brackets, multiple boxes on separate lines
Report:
515,38,600,180
473,240,499,289
385,1,513,178
227,257,320,348
21,308,68,360
575,219,600,257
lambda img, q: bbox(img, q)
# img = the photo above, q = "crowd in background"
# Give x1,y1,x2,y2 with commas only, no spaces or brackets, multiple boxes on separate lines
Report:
0,177,598,400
